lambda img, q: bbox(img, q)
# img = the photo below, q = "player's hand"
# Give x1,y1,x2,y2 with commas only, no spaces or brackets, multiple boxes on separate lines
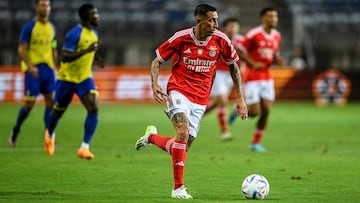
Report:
252,62,264,71
28,66,39,78
86,42,99,53
235,97,248,120
95,57,105,69
151,83,168,103
276,56,286,66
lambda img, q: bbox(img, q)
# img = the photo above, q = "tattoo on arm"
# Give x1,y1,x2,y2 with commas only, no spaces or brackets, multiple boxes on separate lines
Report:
173,112,188,123
229,63,244,97
151,58,161,83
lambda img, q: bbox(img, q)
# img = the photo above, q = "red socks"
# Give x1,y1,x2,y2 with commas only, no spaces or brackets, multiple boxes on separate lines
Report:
171,140,187,190
251,128,264,144
149,134,187,190
148,134,174,154
217,107,228,133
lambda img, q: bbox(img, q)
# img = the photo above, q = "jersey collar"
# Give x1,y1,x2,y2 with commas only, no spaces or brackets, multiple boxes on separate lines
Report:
190,27,212,47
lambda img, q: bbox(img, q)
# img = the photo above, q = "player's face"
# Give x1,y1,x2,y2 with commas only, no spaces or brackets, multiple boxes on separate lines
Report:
224,22,240,39
89,8,100,27
36,0,51,18
200,11,218,37
262,10,278,28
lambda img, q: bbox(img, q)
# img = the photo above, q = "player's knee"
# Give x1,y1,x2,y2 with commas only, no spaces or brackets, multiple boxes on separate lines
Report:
249,110,259,117
248,104,261,117
219,96,228,107
24,101,35,110
174,123,189,141
172,112,189,141
53,110,64,119
87,105,98,114
261,108,270,117
186,135,195,151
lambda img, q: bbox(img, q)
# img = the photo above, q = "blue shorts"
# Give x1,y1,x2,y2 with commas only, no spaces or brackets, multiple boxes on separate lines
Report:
24,63,55,101
54,78,98,110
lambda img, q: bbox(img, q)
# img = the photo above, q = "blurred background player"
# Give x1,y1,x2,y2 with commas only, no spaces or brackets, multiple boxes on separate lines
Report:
229,7,285,152
135,4,248,199
8,0,57,147
204,17,244,141
44,3,104,159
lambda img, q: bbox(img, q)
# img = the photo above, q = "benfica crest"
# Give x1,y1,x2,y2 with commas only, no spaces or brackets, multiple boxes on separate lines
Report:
209,46,217,57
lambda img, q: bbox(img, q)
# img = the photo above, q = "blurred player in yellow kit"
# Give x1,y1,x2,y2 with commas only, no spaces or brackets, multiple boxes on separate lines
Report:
44,3,104,159
9,0,57,147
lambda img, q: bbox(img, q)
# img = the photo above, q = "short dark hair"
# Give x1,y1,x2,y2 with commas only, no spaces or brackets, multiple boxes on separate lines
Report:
78,3,95,21
222,17,240,27
35,0,50,5
260,7,277,17
194,4,217,17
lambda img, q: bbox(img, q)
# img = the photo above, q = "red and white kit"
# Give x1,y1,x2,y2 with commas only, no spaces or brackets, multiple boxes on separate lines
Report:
156,27,239,136
239,25,281,104
211,34,244,97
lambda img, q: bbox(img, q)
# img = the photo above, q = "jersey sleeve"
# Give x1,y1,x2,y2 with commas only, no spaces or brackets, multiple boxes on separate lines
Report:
221,38,239,65
19,21,35,44
155,34,180,63
63,26,82,51
275,34,281,57
238,33,252,54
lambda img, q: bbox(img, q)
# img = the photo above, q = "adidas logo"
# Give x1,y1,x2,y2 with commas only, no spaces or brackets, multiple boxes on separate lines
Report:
175,161,185,166
184,48,191,54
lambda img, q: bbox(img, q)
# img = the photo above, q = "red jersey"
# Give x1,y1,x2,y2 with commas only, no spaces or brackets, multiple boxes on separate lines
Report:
156,28,239,105
217,34,244,71
239,25,281,81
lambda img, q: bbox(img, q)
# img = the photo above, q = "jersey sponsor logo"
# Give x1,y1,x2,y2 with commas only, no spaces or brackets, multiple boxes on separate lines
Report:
183,57,216,73
257,48,274,59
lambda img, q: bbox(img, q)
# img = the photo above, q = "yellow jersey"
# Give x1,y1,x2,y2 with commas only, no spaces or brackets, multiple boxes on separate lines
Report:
58,25,99,83
19,20,57,71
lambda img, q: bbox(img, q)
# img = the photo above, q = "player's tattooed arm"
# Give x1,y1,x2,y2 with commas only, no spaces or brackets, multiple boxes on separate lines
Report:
228,63,244,97
229,62,248,120
150,58,167,103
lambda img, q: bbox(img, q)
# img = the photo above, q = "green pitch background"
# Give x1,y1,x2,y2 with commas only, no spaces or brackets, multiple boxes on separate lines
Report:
0,102,359,202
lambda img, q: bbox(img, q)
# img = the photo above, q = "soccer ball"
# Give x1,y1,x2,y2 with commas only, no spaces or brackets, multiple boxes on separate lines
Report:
241,174,270,200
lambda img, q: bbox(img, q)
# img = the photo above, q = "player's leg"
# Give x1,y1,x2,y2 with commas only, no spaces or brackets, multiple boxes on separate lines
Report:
136,90,187,154
77,78,99,159
171,99,205,198
9,71,39,147
250,80,275,152
204,97,216,115
250,99,271,152
40,64,56,129
43,93,54,127
227,103,238,125
170,112,192,199
44,80,73,155
217,94,232,140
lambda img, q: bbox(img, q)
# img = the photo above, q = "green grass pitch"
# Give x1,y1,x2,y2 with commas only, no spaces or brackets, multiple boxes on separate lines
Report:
0,102,359,202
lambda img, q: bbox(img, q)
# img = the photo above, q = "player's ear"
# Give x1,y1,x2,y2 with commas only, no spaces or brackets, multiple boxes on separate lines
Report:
195,16,202,24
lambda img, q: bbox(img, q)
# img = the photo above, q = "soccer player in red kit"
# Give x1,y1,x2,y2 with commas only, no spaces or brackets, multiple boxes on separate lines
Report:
229,7,285,152
135,4,248,199
205,18,245,141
